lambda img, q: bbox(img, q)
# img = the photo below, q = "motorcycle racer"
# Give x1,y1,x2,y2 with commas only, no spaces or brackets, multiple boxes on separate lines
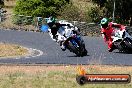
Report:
100,18,125,52
46,16,80,51
46,16,59,40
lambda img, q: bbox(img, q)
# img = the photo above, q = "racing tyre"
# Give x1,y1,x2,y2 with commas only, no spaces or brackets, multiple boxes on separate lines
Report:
122,38,132,53
79,41,88,57
82,49,88,56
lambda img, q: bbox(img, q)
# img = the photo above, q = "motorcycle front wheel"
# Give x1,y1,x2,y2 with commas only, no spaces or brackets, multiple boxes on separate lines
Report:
122,38,132,53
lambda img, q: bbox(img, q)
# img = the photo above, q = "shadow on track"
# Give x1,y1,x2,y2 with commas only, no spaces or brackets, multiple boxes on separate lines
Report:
114,51,132,54
67,55,90,57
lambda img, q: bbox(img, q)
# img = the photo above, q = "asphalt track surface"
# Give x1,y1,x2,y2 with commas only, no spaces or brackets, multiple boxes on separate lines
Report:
0,29,132,65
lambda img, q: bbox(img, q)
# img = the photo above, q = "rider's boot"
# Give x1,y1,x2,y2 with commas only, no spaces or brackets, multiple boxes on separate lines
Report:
61,45,66,51
108,44,116,52
52,34,58,42
60,41,66,51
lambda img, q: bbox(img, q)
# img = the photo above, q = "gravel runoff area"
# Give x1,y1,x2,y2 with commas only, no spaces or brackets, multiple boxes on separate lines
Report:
0,43,29,58
0,43,44,59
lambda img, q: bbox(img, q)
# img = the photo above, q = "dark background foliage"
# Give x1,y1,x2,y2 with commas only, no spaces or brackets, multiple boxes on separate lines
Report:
90,0,132,25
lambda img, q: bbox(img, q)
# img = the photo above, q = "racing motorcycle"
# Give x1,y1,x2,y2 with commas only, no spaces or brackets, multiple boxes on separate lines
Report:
111,27,132,53
58,28,87,56
48,21,88,56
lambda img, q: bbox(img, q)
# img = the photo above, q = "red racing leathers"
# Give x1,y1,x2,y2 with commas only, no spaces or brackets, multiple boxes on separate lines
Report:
101,22,125,51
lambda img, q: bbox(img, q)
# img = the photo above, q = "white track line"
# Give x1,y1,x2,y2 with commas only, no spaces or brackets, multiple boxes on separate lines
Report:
31,49,44,57
24,48,44,58
0,47,44,59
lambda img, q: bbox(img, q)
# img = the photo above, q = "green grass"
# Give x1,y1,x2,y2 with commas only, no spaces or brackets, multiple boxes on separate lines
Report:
0,65,132,88
0,71,77,88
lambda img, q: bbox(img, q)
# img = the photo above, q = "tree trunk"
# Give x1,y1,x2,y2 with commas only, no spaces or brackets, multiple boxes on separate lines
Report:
130,17,132,26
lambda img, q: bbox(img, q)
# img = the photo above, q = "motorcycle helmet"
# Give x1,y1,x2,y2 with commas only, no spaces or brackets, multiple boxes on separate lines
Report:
101,18,109,28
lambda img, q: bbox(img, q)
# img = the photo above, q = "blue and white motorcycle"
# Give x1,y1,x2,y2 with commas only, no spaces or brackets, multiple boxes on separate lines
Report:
49,20,88,56
65,34,88,56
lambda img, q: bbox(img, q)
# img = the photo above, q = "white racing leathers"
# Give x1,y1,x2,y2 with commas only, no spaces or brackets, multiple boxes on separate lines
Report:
48,21,79,43
48,20,88,56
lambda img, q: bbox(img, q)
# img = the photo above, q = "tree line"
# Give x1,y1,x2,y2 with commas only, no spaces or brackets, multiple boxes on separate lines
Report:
14,0,69,17
91,0,132,25
2,0,132,26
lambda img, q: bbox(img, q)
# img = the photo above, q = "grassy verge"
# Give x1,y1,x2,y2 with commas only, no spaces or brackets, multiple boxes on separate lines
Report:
0,65,131,88
0,43,28,58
